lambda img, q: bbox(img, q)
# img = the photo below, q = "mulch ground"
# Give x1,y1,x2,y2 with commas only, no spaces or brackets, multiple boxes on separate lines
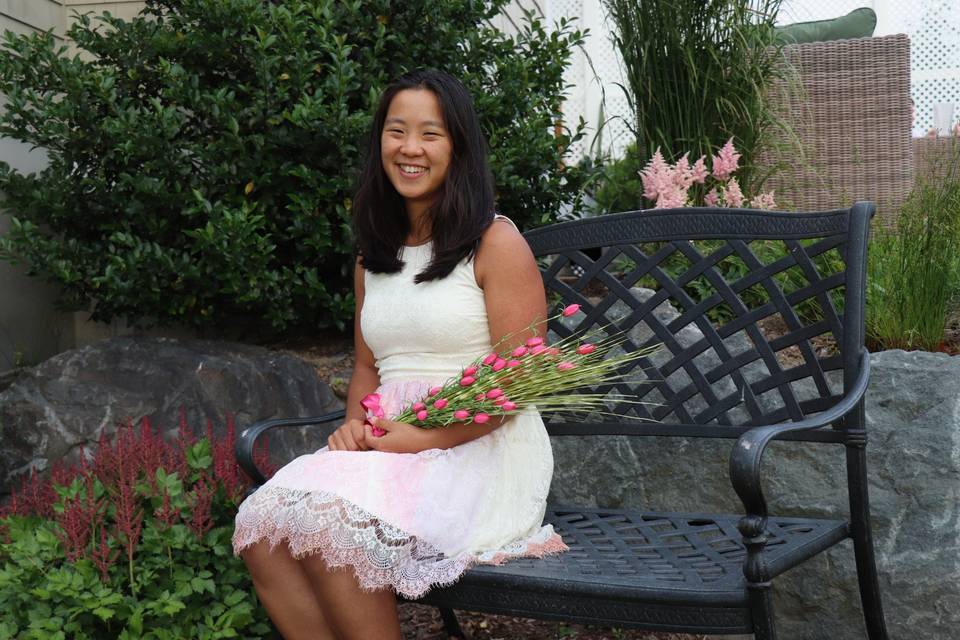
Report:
398,603,706,640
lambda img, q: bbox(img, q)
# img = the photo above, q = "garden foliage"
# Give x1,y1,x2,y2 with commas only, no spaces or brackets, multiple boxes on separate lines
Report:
867,141,960,352
0,416,275,639
0,0,588,334
599,0,785,199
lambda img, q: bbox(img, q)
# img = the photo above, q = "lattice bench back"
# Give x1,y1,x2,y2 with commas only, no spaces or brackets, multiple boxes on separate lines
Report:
524,205,872,441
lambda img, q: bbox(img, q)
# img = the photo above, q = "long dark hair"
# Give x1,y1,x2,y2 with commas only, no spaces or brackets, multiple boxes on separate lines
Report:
352,69,496,282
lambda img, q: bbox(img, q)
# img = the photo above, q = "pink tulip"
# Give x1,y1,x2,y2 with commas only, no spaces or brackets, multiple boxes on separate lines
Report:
475,392,486,401
547,347,561,356
530,344,548,356
459,376,476,386
502,401,516,411
428,386,442,396
507,359,522,368
433,398,448,410
557,361,575,371
577,343,596,355
473,413,490,424
486,388,504,399
412,402,426,411
464,365,478,376
454,409,470,420
562,304,581,317
482,353,498,366
492,358,507,372
360,394,381,410
416,410,428,421
493,397,507,406
511,346,529,357
526,336,544,347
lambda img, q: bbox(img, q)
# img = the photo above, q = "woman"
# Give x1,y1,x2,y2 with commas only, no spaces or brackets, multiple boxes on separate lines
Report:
233,69,565,640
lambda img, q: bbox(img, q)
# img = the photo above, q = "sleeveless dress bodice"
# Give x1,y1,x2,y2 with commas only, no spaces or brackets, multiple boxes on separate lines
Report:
362,241,492,384
234,220,566,598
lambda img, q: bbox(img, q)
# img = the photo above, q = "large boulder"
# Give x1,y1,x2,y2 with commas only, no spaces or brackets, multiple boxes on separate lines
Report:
0,336,344,497
549,346,960,639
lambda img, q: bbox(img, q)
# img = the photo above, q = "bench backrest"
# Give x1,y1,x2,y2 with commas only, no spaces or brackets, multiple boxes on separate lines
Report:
524,203,873,441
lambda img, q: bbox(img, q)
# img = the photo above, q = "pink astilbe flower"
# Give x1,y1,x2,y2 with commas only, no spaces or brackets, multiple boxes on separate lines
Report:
711,138,741,181
750,191,777,211
724,178,745,208
640,148,671,200
704,188,720,207
640,149,692,209
690,156,709,184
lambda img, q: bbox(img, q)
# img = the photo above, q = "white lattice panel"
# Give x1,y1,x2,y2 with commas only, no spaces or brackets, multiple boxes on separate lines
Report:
544,0,632,161
880,0,960,136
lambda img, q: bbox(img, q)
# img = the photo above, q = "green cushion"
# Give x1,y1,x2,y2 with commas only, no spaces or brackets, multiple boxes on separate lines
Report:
774,7,877,45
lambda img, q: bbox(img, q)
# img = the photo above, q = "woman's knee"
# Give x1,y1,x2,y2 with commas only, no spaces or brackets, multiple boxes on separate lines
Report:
240,540,296,579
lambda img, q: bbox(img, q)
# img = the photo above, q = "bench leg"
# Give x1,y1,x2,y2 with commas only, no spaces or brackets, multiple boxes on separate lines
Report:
437,606,465,639
846,445,890,640
747,583,777,640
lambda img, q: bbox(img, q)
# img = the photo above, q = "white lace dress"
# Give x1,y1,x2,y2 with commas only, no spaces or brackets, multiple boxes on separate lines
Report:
232,231,566,598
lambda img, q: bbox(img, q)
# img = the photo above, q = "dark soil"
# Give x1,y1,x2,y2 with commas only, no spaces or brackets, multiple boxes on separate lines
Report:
398,603,706,640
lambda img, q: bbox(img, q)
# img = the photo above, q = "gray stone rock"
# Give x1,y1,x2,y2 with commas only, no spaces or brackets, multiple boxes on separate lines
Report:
550,342,960,638
0,336,343,496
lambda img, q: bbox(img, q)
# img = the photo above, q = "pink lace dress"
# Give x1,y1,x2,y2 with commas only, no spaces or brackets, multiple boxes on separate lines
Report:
232,227,566,598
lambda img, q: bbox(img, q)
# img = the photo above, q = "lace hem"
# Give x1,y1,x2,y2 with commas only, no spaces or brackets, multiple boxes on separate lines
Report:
233,486,566,599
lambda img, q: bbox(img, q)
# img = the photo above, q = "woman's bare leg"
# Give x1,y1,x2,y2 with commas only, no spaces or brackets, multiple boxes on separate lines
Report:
300,553,402,640
241,541,337,640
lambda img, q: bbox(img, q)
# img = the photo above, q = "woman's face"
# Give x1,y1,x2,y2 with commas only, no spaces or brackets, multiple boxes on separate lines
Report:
380,88,452,213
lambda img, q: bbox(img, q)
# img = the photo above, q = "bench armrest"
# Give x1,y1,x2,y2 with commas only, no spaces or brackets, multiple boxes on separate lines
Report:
729,350,870,519
235,409,347,486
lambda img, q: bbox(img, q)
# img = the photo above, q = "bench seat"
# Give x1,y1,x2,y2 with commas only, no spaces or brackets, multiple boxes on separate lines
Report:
418,507,849,634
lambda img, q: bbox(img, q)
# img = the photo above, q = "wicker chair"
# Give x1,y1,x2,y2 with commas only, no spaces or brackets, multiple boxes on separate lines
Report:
760,34,913,226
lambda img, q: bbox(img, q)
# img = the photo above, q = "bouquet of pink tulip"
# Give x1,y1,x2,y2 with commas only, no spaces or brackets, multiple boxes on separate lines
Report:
361,304,657,433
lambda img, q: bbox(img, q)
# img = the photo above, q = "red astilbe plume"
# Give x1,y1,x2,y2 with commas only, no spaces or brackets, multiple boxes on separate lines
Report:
250,435,279,482
187,474,215,540
153,486,181,531
90,428,119,488
54,473,105,562
171,408,195,479
11,467,56,518
90,526,120,582
136,417,168,488
112,429,144,578
210,414,245,503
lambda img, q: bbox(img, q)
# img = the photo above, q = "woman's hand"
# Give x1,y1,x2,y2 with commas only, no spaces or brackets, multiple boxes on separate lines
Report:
327,418,371,452
363,417,438,454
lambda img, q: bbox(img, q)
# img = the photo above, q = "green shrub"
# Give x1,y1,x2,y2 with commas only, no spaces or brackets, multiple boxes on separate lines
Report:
867,141,960,351
0,417,274,639
0,0,588,335
600,0,785,193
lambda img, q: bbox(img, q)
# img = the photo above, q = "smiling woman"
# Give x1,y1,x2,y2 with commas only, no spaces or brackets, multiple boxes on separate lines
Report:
380,90,452,227
232,70,563,640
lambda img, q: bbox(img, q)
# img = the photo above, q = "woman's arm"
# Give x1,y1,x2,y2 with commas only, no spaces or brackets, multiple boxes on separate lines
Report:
329,259,381,451
364,219,546,453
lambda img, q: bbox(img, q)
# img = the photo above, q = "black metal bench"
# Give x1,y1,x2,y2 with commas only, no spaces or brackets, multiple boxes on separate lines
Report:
237,203,888,639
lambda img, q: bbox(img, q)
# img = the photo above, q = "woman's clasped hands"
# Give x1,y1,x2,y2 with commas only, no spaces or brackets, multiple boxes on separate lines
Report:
327,417,436,454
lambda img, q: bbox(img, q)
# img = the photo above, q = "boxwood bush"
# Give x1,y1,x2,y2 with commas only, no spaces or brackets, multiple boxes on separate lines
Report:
0,0,588,334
